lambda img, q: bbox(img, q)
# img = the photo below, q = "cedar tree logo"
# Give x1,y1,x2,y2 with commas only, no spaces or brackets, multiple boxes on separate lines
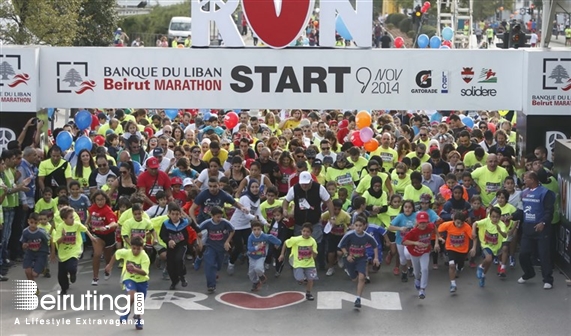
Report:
56,62,96,94
0,54,30,88
542,58,571,92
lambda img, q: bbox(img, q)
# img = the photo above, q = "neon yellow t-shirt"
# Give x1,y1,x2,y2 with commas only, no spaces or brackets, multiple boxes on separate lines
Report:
348,157,368,178
52,222,87,262
260,199,284,222
463,151,488,169
53,210,82,230
471,167,509,206
371,147,398,172
122,217,154,244
496,203,517,231
403,184,433,204
151,215,169,248
115,248,150,283
362,191,388,226
476,218,506,254
35,198,58,216
285,235,317,268
325,167,358,196
119,208,150,225
390,171,411,196
73,166,93,195
322,210,350,236
38,223,53,245
380,206,401,230
405,152,430,164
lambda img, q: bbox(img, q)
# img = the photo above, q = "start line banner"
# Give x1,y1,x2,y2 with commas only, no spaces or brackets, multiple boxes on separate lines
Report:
35,48,525,111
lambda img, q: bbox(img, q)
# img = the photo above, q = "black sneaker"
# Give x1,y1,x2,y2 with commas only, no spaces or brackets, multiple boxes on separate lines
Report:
251,282,261,292
354,298,361,308
259,274,267,284
401,272,408,282
70,273,76,284
305,293,314,301
207,287,216,293
169,284,176,290
60,290,67,295
407,267,414,278
181,277,188,287
365,276,371,284
44,270,51,278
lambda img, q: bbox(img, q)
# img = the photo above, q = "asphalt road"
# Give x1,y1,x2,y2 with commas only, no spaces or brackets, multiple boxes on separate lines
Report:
1,254,570,336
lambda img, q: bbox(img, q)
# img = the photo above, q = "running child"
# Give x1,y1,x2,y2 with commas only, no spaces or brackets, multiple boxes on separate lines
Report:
388,200,417,282
247,220,281,291
37,210,53,278
381,194,403,276
279,223,318,301
104,236,149,330
51,206,96,295
268,207,293,277
438,212,474,293
21,213,50,294
122,204,157,248
364,217,390,283
471,207,507,287
402,211,441,299
338,216,380,308
323,199,351,276
199,206,234,293
87,191,118,285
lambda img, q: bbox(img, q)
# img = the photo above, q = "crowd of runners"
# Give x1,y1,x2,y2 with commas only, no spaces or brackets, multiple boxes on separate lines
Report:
0,107,558,324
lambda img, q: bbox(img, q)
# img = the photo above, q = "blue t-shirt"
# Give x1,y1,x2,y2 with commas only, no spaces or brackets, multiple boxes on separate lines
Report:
20,227,50,254
338,230,378,260
199,219,235,251
247,233,282,259
69,194,90,224
194,189,236,217
390,212,417,245
366,224,387,257
169,168,198,180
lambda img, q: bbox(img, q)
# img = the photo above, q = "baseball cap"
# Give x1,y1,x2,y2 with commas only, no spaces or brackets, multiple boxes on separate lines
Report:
299,171,312,184
416,211,430,223
153,147,164,157
420,193,432,203
146,157,160,169
311,159,323,168
183,178,193,187
171,177,183,186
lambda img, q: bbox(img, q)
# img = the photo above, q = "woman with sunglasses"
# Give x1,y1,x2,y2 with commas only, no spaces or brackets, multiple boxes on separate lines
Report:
73,149,96,196
189,145,208,174
107,161,138,204
390,162,412,197
354,159,393,198
225,156,249,194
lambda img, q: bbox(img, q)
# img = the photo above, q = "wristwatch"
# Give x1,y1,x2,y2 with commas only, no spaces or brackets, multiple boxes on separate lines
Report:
342,252,348,258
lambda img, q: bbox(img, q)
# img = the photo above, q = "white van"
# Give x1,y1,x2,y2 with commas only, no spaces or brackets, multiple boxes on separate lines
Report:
168,16,192,45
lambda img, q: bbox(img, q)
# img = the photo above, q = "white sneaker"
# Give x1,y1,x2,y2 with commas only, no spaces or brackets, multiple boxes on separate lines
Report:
91,278,99,286
517,277,526,284
227,263,235,276
326,268,335,276
543,283,553,290
337,258,344,268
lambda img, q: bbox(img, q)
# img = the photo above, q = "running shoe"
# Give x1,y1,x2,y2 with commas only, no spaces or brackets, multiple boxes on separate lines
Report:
418,290,425,299
91,278,99,286
227,263,235,275
193,257,202,271
326,268,335,276
354,298,361,308
476,266,484,279
509,256,516,268
479,276,486,287
450,284,457,293
392,267,400,276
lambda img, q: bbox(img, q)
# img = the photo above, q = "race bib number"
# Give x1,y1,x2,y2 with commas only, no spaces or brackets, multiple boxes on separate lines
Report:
298,198,311,211
449,234,465,247
297,246,312,260
484,231,498,245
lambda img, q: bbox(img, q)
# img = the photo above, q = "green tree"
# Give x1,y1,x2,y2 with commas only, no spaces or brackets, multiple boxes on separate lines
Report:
120,1,191,37
461,0,512,21
74,0,119,46
0,0,82,45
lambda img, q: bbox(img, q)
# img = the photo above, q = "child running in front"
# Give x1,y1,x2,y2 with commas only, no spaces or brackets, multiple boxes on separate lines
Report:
437,212,475,293
21,213,50,294
279,223,318,301
402,211,441,299
199,206,235,293
247,220,281,291
471,207,507,287
105,236,150,330
338,216,380,308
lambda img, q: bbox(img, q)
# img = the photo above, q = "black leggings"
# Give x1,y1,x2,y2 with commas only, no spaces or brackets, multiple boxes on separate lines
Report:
167,244,187,286
431,239,446,264
230,228,251,264
58,258,78,291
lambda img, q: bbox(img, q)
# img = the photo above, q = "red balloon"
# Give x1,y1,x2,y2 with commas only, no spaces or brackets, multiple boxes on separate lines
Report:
350,131,364,147
442,40,452,47
144,126,154,138
93,135,105,147
394,36,404,48
224,112,239,129
424,1,431,8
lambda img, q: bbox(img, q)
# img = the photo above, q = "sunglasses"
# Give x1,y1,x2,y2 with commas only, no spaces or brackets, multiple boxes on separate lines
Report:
192,151,201,154
456,168,464,172
120,170,128,175
168,146,175,149
369,168,379,172
419,134,427,137
222,143,230,147
296,155,305,159
321,147,330,150
98,164,108,168
396,171,406,175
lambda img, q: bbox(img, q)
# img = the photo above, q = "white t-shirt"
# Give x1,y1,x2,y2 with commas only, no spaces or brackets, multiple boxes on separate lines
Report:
530,33,538,44
284,183,330,203
196,170,225,191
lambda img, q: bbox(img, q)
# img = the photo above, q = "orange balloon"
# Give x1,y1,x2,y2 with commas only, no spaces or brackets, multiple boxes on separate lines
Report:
356,111,372,129
364,139,379,152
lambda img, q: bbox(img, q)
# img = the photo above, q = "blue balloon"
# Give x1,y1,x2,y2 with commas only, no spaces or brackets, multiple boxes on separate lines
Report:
75,110,92,131
165,109,178,120
56,131,73,151
440,45,450,49
463,117,475,128
75,136,93,155
442,27,454,41
132,161,141,175
417,34,429,48
47,108,55,118
430,112,442,123
429,36,442,48
335,16,352,40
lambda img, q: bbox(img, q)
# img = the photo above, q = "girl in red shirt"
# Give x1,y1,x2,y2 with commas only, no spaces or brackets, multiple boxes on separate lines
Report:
87,190,118,286
403,211,441,300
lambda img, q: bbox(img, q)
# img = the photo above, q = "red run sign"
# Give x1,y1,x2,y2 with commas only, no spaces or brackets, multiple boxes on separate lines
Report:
191,0,372,49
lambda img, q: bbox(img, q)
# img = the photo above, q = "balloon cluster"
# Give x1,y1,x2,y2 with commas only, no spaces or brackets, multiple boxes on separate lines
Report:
417,26,454,49
56,109,95,153
420,1,431,13
350,111,378,152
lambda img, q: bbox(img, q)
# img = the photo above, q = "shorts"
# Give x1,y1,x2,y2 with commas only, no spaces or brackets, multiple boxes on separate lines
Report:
23,252,48,274
93,232,117,248
123,280,149,297
387,231,396,243
447,250,467,270
115,228,123,244
482,247,497,258
293,267,319,282
345,257,367,279
327,235,342,254
153,243,167,255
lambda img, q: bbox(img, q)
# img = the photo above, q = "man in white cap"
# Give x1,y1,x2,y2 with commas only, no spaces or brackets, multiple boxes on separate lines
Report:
282,171,335,270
